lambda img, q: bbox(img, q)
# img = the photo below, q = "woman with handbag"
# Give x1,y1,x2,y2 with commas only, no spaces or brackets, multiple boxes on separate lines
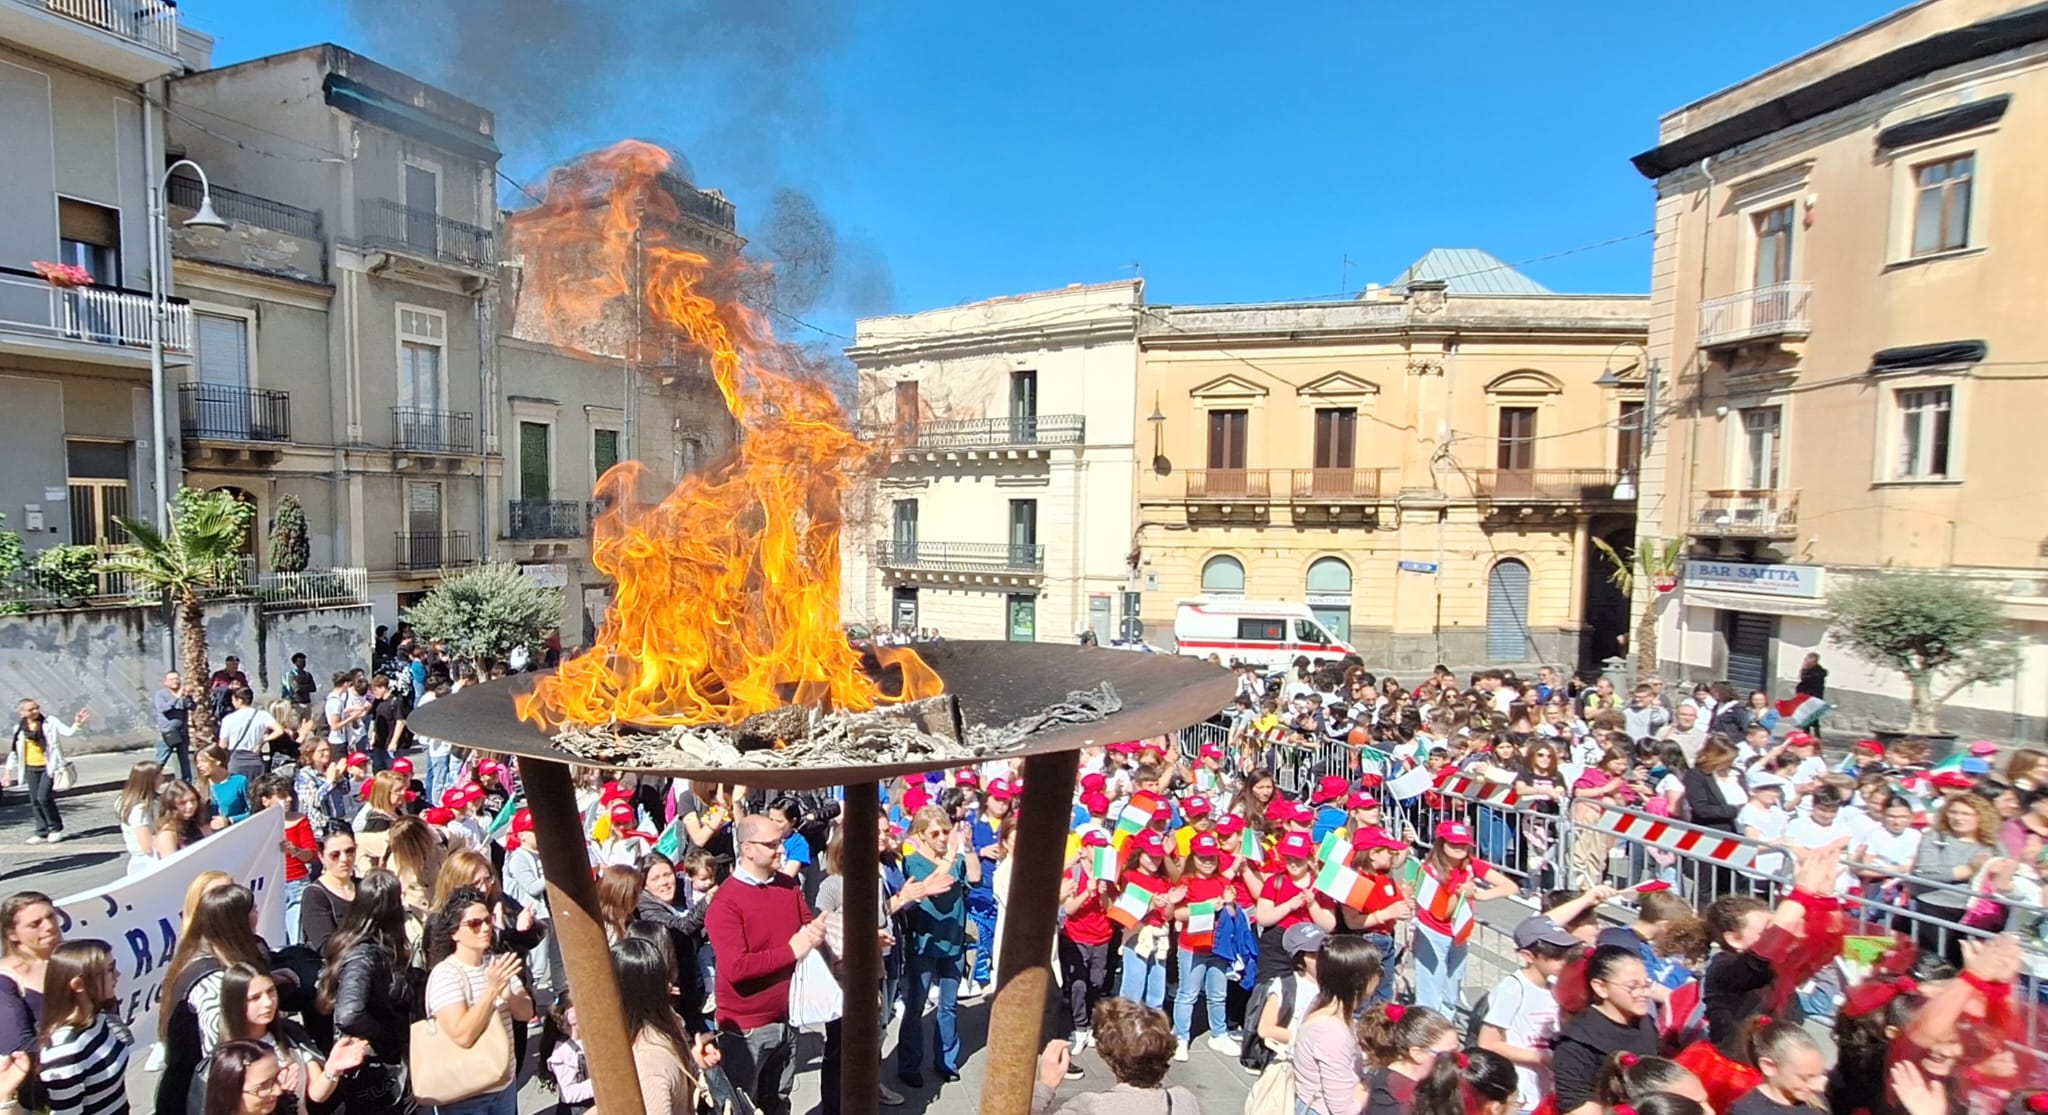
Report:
317,871,417,1115
4,698,87,844
418,886,533,1115
612,935,723,1115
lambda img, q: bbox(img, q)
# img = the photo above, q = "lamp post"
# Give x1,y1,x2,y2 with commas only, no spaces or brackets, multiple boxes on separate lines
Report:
147,160,227,669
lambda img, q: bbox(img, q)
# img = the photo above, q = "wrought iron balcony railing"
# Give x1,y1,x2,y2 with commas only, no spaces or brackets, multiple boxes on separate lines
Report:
179,382,291,442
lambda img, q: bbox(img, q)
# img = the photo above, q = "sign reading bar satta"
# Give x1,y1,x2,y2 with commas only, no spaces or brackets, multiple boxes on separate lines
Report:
54,806,288,1041
1682,560,1825,599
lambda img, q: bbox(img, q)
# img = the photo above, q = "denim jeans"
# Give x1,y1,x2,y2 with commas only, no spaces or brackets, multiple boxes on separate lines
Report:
1362,932,1398,1004
283,878,308,946
157,728,193,782
435,1081,519,1115
1118,945,1168,1009
897,952,962,1076
1477,807,1514,869
425,751,454,805
1171,948,1228,1041
1411,923,1467,1017
966,890,999,985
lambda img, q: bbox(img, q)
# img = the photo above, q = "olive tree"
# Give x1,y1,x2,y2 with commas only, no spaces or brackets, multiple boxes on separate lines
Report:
1827,573,2019,734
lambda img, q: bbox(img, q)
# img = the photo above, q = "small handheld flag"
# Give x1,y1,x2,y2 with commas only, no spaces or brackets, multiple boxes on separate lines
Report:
1107,879,1159,929
486,796,523,844
1086,844,1119,884
653,819,682,860
1313,858,1374,911
1185,899,1218,937
1316,829,1350,866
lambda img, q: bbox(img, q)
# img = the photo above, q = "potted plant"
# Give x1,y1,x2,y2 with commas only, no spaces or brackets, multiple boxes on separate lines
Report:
31,261,94,288
1827,573,2019,753
1591,535,1685,681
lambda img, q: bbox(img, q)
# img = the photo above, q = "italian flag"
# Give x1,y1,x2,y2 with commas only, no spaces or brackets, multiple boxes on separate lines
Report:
1085,844,1119,884
1239,827,1264,861
1314,859,1373,912
1316,829,1350,866
486,796,523,845
1113,791,1161,845
1408,860,1476,944
1184,899,1218,937
1107,877,1161,929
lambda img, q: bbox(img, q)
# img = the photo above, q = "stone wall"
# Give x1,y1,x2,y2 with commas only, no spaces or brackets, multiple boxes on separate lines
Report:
0,603,371,752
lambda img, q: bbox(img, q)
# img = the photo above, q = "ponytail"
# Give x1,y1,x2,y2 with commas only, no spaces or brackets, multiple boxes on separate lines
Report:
1594,1052,1698,1108
1358,1003,1453,1068
1411,1047,1516,1115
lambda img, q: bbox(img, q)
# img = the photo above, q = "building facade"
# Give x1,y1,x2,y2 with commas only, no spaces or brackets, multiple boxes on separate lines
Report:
1135,253,1648,675
0,1,205,565
1629,0,2048,737
842,281,1142,644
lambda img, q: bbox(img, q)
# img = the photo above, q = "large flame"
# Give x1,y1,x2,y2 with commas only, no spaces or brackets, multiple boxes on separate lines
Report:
510,140,939,729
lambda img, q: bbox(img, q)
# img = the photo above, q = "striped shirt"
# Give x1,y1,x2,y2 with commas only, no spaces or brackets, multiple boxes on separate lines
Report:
41,1013,132,1115
425,956,524,1037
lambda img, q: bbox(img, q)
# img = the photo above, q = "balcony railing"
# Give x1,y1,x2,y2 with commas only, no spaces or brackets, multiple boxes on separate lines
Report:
507,500,588,540
359,199,495,271
168,175,322,240
1691,489,1800,539
179,383,291,442
394,531,475,572
21,0,179,55
1290,468,1385,500
1183,469,1276,501
391,407,476,454
1473,469,1625,501
0,267,190,352
872,540,1045,575
884,414,1086,452
1697,281,1812,348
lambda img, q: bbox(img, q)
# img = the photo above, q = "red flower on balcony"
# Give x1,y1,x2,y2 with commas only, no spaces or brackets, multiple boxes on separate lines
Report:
32,261,94,288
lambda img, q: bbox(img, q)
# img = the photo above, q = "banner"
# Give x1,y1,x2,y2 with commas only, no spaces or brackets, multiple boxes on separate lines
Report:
54,806,288,1041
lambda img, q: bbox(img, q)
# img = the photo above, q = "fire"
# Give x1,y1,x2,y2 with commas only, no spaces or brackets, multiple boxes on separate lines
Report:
508,140,940,728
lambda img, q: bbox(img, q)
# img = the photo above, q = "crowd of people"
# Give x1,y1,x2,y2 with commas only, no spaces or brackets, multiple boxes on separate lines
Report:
1,642,2046,1115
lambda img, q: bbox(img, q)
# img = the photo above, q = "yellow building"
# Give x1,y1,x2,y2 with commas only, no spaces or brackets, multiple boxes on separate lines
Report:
1630,0,2048,737
1135,251,1648,676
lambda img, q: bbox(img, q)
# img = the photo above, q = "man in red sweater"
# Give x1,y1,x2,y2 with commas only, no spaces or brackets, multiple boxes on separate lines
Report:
706,814,826,1115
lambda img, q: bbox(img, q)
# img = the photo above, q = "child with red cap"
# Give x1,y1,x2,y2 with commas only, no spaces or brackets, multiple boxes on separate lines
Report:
1170,831,1243,1060
1115,830,1181,1009
1058,830,1117,1054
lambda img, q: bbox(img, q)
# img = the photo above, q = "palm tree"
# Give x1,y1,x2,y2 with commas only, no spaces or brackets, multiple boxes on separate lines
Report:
98,490,252,743
1591,535,1685,682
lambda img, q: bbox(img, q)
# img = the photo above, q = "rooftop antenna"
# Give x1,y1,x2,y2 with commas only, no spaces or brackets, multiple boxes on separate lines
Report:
1341,254,1356,296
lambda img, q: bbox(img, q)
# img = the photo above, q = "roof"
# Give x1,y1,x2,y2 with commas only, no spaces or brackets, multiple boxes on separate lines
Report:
1386,248,1551,296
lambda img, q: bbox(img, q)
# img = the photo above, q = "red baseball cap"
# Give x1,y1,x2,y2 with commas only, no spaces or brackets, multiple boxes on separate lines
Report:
1080,772,1107,793
1081,830,1110,848
1277,831,1316,860
600,781,633,804
1080,791,1111,815
608,801,636,826
1189,833,1222,857
1970,740,2000,757
1932,771,1977,790
1353,827,1406,853
987,778,1018,801
1347,792,1381,811
1854,739,1886,755
392,757,414,775
1140,738,1167,754
1200,743,1224,760
511,809,535,837
423,806,454,825
1314,775,1351,804
1435,820,1475,846
359,781,376,800
1134,830,1169,858
1184,796,1213,817
955,769,980,787
1783,731,1817,748
440,788,466,809
345,752,369,768
478,760,502,777
1151,800,1173,821
462,781,484,798
1214,814,1246,837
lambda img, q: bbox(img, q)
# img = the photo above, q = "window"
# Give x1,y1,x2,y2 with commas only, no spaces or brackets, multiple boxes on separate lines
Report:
1293,619,1329,646
1912,155,1974,256
1236,618,1284,642
404,163,439,252
66,439,130,550
402,481,444,568
1896,387,1953,479
894,380,919,438
398,308,446,412
1305,556,1352,643
1312,408,1356,470
1740,406,1782,489
1753,203,1795,286
518,421,551,501
1497,407,1537,471
192,312,253,439
1200,555,1245,597
1206,409,1248,469
1616,400,1644,472
1009,499,1038,568
1007,595,1037,642
891,499,918,562
1010,370,1037,420
58,198,120,285
592,428,621,477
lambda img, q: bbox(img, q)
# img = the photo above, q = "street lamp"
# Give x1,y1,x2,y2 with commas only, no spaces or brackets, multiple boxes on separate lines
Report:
147,159,228,533
1147,393,1167,473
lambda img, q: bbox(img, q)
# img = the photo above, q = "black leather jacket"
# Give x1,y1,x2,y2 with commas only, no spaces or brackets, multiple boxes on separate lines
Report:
331,941,414,1060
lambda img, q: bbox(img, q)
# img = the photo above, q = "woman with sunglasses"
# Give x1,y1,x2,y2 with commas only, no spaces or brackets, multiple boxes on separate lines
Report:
422,886,535,1115
297,830,357,956
895,804,979,1090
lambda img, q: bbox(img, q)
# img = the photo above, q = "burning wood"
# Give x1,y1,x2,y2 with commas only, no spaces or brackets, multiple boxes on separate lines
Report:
544,683,1122,773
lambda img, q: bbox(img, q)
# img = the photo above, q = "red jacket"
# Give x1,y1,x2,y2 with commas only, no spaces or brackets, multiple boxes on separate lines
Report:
704,871,812,1031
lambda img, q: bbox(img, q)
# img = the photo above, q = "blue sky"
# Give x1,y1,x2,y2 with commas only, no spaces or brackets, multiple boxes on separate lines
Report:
190,1,1902,335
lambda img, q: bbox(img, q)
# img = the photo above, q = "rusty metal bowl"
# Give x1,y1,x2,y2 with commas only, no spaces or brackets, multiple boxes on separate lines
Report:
406,640,1235,790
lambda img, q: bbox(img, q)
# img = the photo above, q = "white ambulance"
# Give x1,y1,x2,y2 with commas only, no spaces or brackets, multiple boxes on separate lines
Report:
1171,599,1354,671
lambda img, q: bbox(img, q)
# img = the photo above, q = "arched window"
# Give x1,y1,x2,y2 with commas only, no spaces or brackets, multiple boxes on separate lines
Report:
1305,557,1352,643
1200,555,1245,597
1486,559,1532,661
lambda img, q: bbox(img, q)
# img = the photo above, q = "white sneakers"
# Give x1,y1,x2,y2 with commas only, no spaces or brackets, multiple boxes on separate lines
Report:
1173,1038,1189,1062
44,831,64,843
1208,1032,1243,1057
1070,1029,1092,1052
959,979,986,1002
879,1085,905,1107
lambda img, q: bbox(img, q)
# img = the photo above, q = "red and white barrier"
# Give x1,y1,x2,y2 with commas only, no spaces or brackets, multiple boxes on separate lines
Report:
1439,774,1519,808
1589,807,1758,871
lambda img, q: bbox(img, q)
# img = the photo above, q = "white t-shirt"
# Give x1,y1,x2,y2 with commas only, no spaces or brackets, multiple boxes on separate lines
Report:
1737,801,1789,876
1484,970,1559,1112
219,706,279,755
1859,826,1923,872
425,955,526,1035
1785,814,1858,889
123,803,156,864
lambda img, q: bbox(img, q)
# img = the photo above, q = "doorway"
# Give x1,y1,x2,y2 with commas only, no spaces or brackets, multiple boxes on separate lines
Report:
1724,612,1776,696
1581,525,1633,673
891,586,919,633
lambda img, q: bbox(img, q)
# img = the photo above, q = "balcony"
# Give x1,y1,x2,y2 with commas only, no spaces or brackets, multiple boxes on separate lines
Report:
391,408,476,456
507,500,589,540
1183,469,1275,501
873,540,1045,585
0,267,190,361
358,199,495,278
879,414,1085,459
179,384,291,467
1289,468,1386,501
1697,281,1812,349
1473,469,1628,502
394,531,475,573
0,0,181,82
1690,489,1800,540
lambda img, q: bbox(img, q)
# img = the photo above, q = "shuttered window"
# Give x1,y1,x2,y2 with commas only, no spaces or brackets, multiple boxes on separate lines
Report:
1486,560,1531,661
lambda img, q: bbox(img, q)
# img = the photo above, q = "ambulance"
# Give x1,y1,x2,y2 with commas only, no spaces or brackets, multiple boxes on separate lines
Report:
1171,598,1354,671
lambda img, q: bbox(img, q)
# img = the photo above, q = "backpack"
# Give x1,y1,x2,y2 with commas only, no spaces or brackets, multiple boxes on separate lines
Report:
1237,972,1298,1073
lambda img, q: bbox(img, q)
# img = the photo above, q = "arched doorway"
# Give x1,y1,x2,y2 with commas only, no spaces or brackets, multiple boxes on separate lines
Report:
1486,559,1532,662
1305,557,1352,643
1200,555,1245,598
1582,525,1634,673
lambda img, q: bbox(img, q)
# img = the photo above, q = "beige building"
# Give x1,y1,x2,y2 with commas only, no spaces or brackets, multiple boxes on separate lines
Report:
1136,251,1648,675
1630,0,2048,737
842,281,1142,643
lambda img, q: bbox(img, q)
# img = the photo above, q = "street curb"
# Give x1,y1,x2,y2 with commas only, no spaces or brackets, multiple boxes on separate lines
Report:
59,777,127,799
